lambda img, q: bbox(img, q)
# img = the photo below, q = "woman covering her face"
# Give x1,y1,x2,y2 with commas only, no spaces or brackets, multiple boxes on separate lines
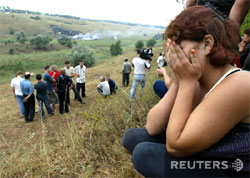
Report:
122,6,250,177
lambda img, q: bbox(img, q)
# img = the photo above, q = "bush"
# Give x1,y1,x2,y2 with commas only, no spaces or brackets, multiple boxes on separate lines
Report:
30,16,41,20
146,38,156,47
240,12,250,35
15,31,27,44
153,33,162,40
69,44,96,67
30,35,52,49
110,40,123,56
57,35,72,48
9,48,14,54
9,27,14,34
135,40,144,50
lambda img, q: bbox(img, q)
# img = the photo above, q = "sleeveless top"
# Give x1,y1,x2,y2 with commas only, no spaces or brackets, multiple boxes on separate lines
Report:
199,68,250,174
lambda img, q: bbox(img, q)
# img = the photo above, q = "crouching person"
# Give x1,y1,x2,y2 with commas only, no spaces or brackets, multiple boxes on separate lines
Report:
56,69,73,114
34,74,54,119
106,74,118,94
97,76,110,97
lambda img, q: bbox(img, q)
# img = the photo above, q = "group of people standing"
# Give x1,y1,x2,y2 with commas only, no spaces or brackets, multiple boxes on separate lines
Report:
11,60,87,122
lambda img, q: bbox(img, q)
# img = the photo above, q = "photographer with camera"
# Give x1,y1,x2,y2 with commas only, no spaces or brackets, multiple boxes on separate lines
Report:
129,49,152,99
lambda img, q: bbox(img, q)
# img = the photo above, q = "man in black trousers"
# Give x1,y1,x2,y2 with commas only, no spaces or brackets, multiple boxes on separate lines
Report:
122,59,132,86
20,72,35,122
56,69,73,114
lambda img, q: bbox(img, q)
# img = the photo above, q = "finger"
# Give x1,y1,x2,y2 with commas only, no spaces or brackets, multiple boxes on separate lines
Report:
169,42,178,61
173,42,187,62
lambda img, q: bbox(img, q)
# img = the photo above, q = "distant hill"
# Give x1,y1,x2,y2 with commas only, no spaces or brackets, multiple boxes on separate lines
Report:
0,7,164,40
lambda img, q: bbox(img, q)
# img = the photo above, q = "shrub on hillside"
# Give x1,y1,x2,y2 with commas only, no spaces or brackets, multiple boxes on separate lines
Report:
57,35,72,48
30,16,41,20
153,33,162,40
135,40,144,50
69,44,96,67
30,35,52,49
4,40,14,45
9,27,14,35
15,31,27,44
9,48,14,54
146,38,156,47
110,40,123,56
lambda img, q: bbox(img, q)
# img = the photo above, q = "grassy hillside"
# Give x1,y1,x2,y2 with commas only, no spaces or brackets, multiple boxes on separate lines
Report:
0,38,163,84
0,46,165,177
0,12,163,40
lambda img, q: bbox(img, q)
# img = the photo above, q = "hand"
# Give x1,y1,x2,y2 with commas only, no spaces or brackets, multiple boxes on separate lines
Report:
238,41,246,52
157,67,167,77
23,98,27,102
168,41,201,83
165,41,179,86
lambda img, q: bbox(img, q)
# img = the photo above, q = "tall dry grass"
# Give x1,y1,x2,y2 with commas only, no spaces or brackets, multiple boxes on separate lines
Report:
0,47,164,177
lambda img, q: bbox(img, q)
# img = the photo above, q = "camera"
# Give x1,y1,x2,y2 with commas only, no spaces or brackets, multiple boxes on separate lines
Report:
205,1,230,20
139,48,154,60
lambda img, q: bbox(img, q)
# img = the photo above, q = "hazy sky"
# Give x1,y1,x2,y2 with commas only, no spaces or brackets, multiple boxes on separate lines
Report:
0,0,185,26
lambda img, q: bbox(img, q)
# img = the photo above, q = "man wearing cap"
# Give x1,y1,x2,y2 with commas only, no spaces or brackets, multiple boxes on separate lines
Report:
20,72,35,122
11,71,25,117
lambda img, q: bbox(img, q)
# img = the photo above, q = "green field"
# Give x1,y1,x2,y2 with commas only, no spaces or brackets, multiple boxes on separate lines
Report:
0,38,163,84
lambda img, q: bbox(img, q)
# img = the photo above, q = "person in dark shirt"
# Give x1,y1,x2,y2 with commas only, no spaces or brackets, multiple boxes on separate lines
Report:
34,74,53,119
122,59,132,87
56,69,73,114
43,65,59,112
239,28,250,68
105,74,118,94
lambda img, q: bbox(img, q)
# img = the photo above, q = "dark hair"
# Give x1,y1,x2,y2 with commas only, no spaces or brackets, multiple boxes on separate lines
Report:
136,49,140,54
65,60,70,65
125,59,128,62
24,74,30,79
36,74,42,80
60,69,66,75
105,74,110,77
244,28,250,36
45,65,50,70
164,6,239,66
17,71,23,76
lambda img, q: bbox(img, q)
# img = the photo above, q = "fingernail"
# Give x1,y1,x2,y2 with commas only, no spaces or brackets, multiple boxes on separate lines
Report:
190,49,195,54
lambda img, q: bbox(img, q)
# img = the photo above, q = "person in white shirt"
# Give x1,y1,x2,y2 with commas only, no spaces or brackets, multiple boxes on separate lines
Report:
11,71,25,116
64,61,85,104
75,60,87,98
157,52,166,68
97,76,110,97
130,49,151,99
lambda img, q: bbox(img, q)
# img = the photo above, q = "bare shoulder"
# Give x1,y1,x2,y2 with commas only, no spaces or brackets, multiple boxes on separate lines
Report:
223,71,250,89
201,71,250,121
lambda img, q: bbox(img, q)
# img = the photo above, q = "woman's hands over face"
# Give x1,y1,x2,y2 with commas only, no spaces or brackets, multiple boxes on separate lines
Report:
168,40,202,84
165,41,179,87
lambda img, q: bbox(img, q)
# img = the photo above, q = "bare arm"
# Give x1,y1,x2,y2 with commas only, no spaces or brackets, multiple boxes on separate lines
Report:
167,74,250,157
146,83,178,136
186,0,196,8
11,87,16,98
229,0,250,26
166,41,250,158
157,67,172,88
